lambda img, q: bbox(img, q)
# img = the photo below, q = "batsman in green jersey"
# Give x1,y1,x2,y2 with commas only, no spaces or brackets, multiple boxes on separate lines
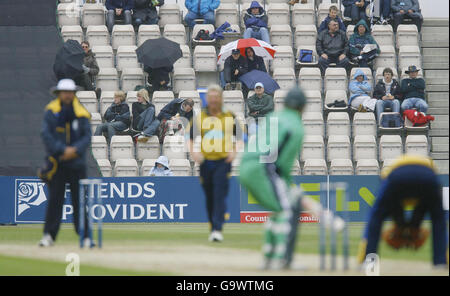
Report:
240,87,309,270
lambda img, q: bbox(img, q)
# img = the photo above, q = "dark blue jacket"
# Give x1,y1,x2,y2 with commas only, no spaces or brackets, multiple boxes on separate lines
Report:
244,1,268,29
318,15,346,33
157,98,194,121
106,0,135,11
104,102,131,127
41,97,91,169
246,47,267,73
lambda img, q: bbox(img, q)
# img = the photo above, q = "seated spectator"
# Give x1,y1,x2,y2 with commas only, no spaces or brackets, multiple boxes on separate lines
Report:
318,5,346,33
144,65,173,93
137,98,195,143
106,0,134,32
149,156,173,176
400,65,427,113
349,69,377,112
131,88,152,131
316,20,351,75
243,1,270,44
343,0,368,25
220,49,248,90
379,0,392,24
245,47,267,72
246,83,274,120
184,0,220,28
391,0,423,32
94,91,130,142
374,67,401,121
74,41,99,92
288,0,307,5
132,0,164,28
348,19,380,68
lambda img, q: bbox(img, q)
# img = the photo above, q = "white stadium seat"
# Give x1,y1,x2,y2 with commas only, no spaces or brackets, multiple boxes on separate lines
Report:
192,24,216,44
163,24,186,45
398,46,422,72
174,45,192,69
324,90,348,111
110,136,134,162
374,45,396,70
353,112,377,137
326,112,350,138
301,135,325,162
112,25,136,49
303,159,328,175
158,4,181,28
371,24,394,47
329,159,354,175
77,91,98,114
353,135,377,161
91,45,114,68
223,91,245,114
61,25,83,43
271,46,295,72
162,136,188,160
324,67,348,92
114,158,138,177
356,159,380,175
295,25,317,49
270,25,292,47
116,45,139,72
405,135,429,156
152,91,175,114
96,68,119,92
302,112,324,137
97,158,112,177
172,68,196,94
193,46,217,72
396,24,419,48
327,135,351,162
141,159,157,176
292,3,316,28
303,90,322,113
121,68,144,92
215,3,239,27
298,67,322,93
267,3,290,28
273,67,296,90
86,25,110,47
291,159,301,176
82,3,105,28
90,112,102,134
379,135,403,162
91,136,108,160
273,90,288,111
169,159,192,176
99,91,115,115
137,24,161,46
57,3,80,27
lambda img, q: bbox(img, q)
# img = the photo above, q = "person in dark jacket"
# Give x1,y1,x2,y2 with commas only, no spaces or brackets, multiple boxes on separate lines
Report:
132,0,164,28
245,47,267,73
243,1,270,44
106,0,134,32
400,65,427,113
246,82,274,119
343,0,368,25
94,90,131,142
374,67,401,121
318,5,346,33
137,98,195,143
391,0,423,32
348,19,380,68
316,19,351,75
184,0,220,28
144,65,173,93
221,49,249,90
379,0,392,24
38,79,92,247
77,41,99,91
131,88,152,131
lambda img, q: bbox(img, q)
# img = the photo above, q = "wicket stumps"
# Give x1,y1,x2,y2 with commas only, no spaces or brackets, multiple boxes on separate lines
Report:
319,182,349,271
79,179,103,248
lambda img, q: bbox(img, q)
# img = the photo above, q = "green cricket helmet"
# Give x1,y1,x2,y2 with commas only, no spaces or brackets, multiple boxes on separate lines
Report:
284,87,307,111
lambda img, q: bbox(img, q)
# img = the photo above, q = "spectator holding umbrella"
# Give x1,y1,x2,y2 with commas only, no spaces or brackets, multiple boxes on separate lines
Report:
184,0,220,28
245,47,267,73
144,65,173,93
221,49,248,90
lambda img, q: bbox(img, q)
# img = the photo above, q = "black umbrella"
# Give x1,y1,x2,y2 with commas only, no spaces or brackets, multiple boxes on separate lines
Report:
53,39,84,80
136,37,182,68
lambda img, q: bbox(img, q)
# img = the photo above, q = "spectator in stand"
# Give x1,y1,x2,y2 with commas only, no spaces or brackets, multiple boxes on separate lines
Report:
184,0,220,28
144,65,173,93
391,0,423,32
243,1,270,44
349,69,377,112
131,89,152,131
246,47,267,73
343,0,368,25
137,98,195,143
220,49,249,90
348,19,380,68
379,0,392,25
133,93,159,143
132,0,164,28
106,0,134,32
287,0,308,5
374,67,401,121
149,156,174,176
318,5,346,33
246,83,274,120
78,41,99,92
400,65,427,113
94,91,130,142
316,19,351,75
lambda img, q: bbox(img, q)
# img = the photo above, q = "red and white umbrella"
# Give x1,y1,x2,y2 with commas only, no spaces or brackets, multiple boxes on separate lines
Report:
217,38,276,64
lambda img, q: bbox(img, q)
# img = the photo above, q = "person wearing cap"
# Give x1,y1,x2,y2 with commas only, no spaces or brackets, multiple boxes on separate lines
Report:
240,87,343,270
149,155,174,176
38,79,92,247
400,65,427,113
94,90,131,142
246,82,274,119
187,84,244,243
221,49,249,90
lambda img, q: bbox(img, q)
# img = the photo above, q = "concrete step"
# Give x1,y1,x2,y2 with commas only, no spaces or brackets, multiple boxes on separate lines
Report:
431,152,449,160
427,92,449,101
423,19,449,27
428,100,449,109
421,26,449,48
433,159,449,174
426,84,449,92
422,48,449,70
430,129,449,137
423,48,450,56
431,137,449,152
428,107,449,115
